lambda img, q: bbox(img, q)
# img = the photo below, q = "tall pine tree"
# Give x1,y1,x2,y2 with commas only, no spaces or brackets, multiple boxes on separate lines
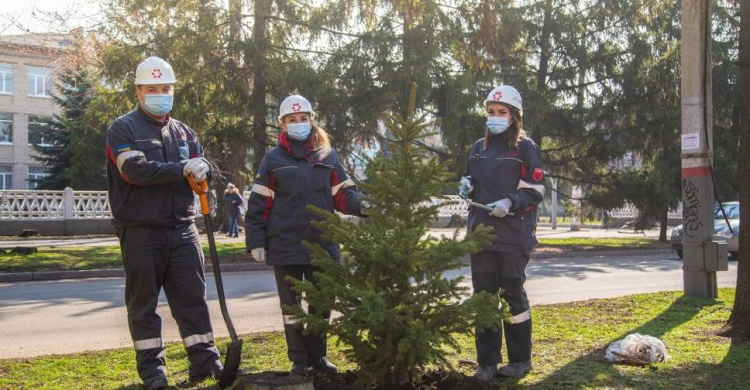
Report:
290,85,505,387
32,68,94,190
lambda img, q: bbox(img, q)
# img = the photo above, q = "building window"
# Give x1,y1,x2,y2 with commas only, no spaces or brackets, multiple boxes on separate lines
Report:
0,63,13,95
27,166,49,189
0,165,12,190
0,113,11,144
28,116,52,146
27,66,52,97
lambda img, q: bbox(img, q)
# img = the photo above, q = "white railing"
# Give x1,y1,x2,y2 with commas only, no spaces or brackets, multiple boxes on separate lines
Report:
0,188,111,219
1,189,66,219
1,189,682,221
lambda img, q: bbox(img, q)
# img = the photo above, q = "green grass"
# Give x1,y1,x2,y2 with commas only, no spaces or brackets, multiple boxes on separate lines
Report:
0,243,249,273
0,289,745,389
537,237,670,252
0,238,669,273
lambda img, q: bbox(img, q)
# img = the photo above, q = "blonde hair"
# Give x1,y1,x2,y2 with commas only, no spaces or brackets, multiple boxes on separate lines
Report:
483,104,525,150
280,116,331,149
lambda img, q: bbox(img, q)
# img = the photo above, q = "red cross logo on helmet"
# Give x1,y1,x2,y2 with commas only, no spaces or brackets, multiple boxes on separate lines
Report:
291,103,302,112
152,68,162,79
493,91,502,100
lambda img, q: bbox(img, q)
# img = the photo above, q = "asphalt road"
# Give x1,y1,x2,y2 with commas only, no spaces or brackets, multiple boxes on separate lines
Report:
0,253,737,360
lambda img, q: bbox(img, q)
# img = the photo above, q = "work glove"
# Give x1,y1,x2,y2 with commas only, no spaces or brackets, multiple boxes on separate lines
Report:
360,200,373,216
487,198,512,218
183,158,209,182
459,176,473,198
250,247,266,263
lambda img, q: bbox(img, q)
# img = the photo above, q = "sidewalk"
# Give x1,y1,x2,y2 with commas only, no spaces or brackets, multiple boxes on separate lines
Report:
0,226,671,283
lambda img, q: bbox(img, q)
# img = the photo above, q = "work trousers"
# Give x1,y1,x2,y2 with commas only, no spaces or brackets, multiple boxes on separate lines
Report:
274,265,330,364
117,224,222,381
471,249,532,366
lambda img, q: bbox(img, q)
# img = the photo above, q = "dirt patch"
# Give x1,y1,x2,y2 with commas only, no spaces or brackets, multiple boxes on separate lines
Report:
310,369,499,390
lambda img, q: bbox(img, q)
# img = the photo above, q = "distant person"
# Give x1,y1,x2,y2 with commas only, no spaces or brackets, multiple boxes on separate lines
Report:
105,56,223,390
224,183,243,237
459,85,544,381
244,94,370,376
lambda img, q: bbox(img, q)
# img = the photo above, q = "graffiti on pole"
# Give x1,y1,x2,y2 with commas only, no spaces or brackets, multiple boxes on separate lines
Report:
682,178,702,238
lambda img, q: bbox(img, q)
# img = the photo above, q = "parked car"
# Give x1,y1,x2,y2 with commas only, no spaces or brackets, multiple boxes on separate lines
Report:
713,220,740,260
671,201,739,259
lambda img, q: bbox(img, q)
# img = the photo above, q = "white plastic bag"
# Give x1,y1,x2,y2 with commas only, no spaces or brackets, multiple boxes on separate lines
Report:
605,333,669,365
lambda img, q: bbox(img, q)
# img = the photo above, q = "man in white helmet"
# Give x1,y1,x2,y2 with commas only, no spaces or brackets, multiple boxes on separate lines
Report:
459,85,544,381
105,56,222,389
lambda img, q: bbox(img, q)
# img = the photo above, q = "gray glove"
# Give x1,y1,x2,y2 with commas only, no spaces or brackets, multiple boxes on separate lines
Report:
183,158,209,182
487,198,512,218
250,247,266,262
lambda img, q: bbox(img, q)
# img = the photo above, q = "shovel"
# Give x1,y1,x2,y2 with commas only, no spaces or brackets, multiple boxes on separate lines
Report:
458,192,514,216
188,176,243,388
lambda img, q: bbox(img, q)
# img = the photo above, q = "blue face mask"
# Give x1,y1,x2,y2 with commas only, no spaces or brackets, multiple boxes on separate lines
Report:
143,94,173,116
286,123,311,141
487,117,511,134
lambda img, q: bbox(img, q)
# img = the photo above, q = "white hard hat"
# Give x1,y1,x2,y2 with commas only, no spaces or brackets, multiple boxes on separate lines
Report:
135,56,177,85
484,85,522,111
278,95,313,121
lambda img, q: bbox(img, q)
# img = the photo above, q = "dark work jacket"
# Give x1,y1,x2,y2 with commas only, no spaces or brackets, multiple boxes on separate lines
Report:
105,106,210,228
464,133,545,253
245,132,365,266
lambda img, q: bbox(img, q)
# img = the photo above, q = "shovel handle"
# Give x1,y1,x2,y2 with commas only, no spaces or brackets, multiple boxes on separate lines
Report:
187,175,210,216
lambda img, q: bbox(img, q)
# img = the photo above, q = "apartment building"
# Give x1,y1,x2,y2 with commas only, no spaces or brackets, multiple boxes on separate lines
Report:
0,34,70,189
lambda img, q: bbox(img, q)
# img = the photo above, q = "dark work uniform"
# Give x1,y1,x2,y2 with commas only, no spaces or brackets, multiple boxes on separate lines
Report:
245,131,365,365
105,106,222,382
464,132,544,366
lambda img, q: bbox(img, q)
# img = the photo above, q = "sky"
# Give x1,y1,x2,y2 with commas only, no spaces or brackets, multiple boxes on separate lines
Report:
0,0,104,35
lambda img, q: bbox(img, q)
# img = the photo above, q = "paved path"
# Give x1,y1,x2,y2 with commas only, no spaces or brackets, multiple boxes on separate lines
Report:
0,252,735,360
0,225,664,248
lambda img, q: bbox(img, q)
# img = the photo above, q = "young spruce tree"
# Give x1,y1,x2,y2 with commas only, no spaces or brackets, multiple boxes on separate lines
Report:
291,84,506,388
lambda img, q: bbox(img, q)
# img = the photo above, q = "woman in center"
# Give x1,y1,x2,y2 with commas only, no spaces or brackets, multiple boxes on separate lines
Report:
244,94,369,376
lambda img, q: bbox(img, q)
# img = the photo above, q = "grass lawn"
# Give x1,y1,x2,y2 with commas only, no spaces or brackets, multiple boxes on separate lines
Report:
1,289,746,389
0,238,669,273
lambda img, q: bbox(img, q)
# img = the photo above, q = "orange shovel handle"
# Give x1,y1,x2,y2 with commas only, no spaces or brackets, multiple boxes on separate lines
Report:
187,175,210,216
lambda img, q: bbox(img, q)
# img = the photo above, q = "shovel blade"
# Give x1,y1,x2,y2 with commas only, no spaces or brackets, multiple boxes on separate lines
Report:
218,339,244,388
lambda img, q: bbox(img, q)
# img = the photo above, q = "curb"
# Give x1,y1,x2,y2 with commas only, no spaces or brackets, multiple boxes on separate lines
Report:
0,249,675,284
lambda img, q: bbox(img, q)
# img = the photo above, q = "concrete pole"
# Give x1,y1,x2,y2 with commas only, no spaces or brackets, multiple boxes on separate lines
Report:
681,0,719,298
551,178,557,230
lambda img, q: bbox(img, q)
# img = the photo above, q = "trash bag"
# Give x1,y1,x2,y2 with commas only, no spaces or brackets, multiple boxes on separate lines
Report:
605,333,669,365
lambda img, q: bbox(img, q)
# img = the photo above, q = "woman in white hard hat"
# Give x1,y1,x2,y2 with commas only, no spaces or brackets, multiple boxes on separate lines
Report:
244,94,370,376
459,85,545,381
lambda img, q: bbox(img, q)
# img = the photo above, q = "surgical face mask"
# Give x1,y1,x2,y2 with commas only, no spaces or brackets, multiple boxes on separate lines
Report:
286,123,311,141
143,94,173,116
487,117,511,134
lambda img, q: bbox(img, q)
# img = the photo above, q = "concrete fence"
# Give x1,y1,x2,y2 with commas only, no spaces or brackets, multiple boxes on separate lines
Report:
1,188,673,236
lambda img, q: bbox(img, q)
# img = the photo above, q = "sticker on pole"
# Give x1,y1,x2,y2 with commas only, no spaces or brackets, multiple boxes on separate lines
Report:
681,133,700,151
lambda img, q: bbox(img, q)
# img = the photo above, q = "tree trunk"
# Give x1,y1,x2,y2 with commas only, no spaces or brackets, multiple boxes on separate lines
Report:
659,207,668,242
719,0,750,342
227,0,249,192
531,0,553,150
251,0,273,174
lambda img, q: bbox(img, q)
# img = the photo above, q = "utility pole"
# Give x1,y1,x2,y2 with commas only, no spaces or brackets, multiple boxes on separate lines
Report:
680,0,728,299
